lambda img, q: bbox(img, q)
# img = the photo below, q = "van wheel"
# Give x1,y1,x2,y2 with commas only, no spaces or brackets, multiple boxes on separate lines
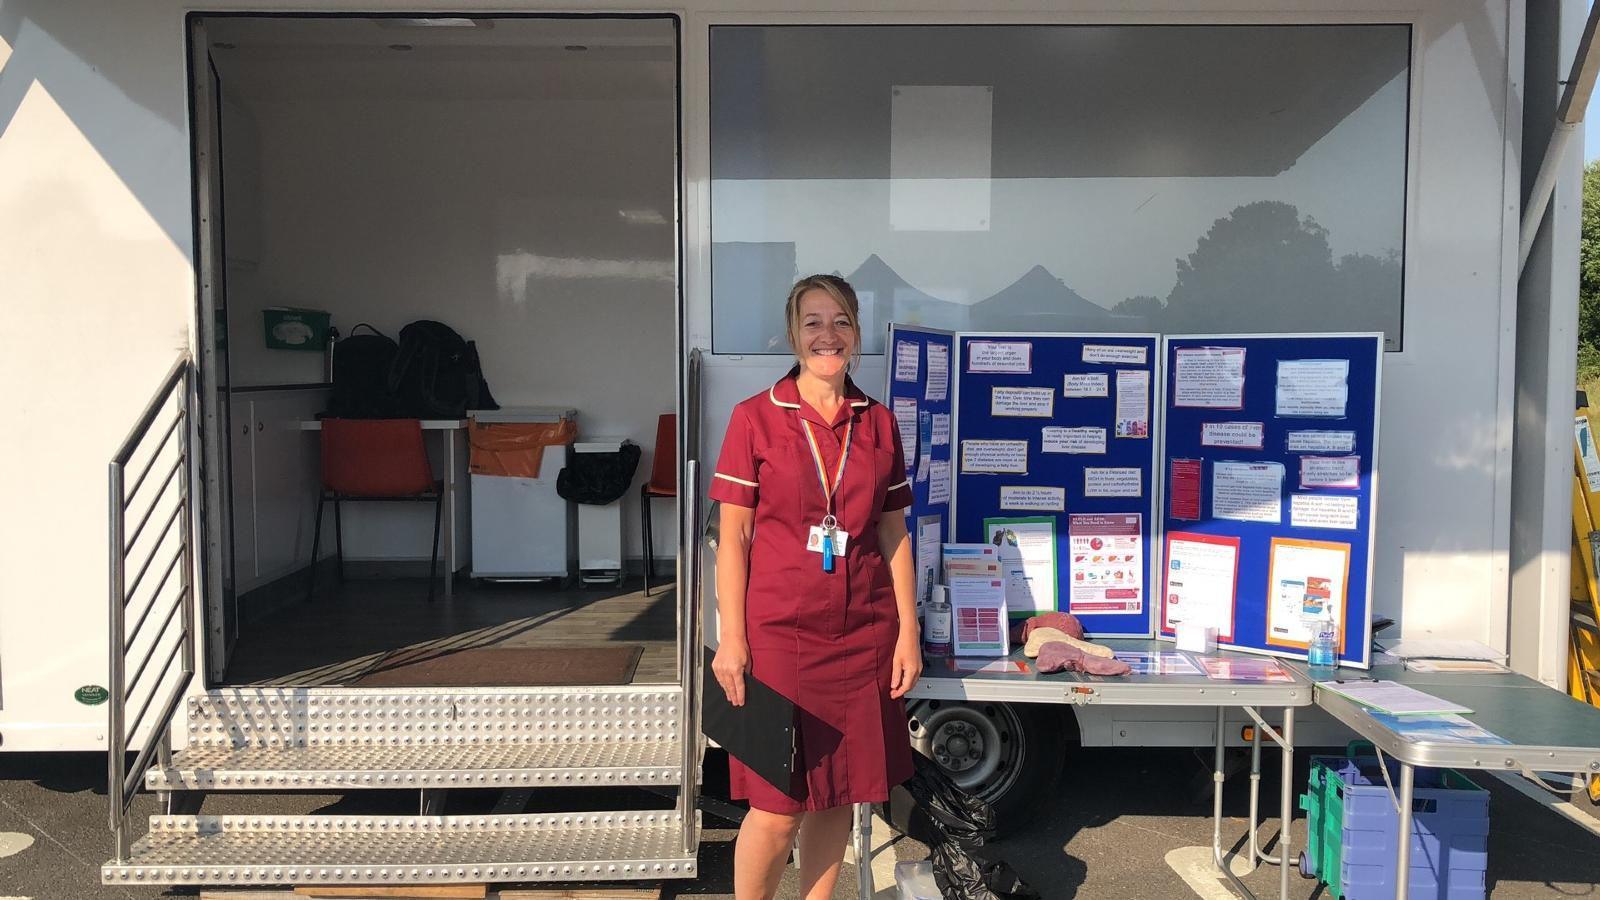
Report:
907,700,1071,836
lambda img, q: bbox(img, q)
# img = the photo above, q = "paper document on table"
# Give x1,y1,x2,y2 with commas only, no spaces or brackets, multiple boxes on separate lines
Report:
1367,713,1509,745
1317,680,1472,716
1379,639,1507,662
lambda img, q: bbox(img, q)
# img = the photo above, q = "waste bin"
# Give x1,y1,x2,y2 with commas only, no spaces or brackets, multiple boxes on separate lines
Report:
572,436,631,585
468,407,577,580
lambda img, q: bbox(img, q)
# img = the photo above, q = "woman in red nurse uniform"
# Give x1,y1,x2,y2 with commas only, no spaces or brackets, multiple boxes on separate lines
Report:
709,274,921,900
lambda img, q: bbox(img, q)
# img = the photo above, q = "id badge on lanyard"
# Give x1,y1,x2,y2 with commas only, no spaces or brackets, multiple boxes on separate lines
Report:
802,417,852,573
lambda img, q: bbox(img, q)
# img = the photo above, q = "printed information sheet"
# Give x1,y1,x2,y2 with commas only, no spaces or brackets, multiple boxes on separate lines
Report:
1286,430,1357,453
928,460,952,505
961,440,1029,474
1201,421,1265,449
967,340,1032,374
1266,537,1350,650
1289,494,1359,530
892,397,919,464
1115,370,1151,438
931,413,951,446
1042,426,1107,455
1063,372,1109,398
894,340,920,382
1196,657,1295,683
1276,359,1349,418
1113,651,1202,676
999,485,1065,511
1084,467,1142,497
1173,346,1246,409
1212,461,1284,523
991,386,1055,418
925,344,950,401
986,517,1058,617
1082,344,1148,366
1299,456,1361,489
1169,458,1203,521
1161,531,1239,640
916,515,942,610
1067,513,1143,614
949,576,1009,655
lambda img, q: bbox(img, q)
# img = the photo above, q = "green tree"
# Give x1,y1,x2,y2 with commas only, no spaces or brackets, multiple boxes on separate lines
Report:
1580,160,1600,381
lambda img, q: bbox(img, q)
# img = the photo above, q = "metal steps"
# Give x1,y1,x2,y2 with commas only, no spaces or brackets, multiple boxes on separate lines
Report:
101,811,698,886
106,686,701,887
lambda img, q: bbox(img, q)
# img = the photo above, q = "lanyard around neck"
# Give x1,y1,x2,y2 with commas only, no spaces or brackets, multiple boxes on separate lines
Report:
800,416,853,526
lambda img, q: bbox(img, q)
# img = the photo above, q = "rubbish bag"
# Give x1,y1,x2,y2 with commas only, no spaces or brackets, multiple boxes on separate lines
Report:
901,754,1041,900
468,419,577,478
557,443,642,505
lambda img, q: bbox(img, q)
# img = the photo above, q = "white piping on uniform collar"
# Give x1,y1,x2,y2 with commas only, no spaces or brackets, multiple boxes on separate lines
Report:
767,382,801,409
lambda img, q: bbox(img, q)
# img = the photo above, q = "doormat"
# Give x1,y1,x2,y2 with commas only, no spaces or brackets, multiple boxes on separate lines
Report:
352,645,644,687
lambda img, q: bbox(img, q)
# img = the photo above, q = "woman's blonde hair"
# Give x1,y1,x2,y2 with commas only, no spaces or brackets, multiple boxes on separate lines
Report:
784,274,863,371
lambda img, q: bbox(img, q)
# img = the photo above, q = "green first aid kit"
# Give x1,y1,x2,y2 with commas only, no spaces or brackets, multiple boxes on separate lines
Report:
262,307,331,351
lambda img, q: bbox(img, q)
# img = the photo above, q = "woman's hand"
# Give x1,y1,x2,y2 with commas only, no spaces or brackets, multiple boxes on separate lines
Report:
890,628,923,699
712,638,751,707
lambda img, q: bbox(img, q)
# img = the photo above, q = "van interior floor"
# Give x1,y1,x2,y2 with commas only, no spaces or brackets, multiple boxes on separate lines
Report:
223,575,678,686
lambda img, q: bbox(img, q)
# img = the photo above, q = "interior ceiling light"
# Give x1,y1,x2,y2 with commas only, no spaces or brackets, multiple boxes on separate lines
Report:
375,18,493,28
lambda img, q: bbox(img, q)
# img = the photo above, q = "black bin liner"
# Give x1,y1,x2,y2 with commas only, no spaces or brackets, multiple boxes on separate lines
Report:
557,443,641,505
899,754,1040,900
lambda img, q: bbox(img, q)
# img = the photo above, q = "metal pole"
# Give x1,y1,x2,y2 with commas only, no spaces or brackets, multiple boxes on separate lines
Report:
1248,717,1262,863
1212,707,1258,900
678,460,702,855
108,461,129,860
1393,763,1415,900
178,367,197,687
855,802,873,899
1279,706,1295,900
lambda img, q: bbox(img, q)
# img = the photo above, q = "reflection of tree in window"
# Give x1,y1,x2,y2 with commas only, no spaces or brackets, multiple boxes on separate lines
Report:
1147,201,1400,339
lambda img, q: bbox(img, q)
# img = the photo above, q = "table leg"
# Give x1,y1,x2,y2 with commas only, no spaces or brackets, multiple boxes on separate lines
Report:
1279,706,1294,900
1249,720,1263,864
854,802,873,899
444,430,457,602
1212,707,1257,900
1393,762,1414,900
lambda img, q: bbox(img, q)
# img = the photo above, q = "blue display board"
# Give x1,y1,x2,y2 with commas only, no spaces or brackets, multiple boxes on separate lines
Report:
952,333,1160,637
884,325,957,608
1159,334,1382,668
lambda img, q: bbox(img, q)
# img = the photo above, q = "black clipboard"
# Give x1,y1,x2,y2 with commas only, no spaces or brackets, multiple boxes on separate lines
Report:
701,646,800,795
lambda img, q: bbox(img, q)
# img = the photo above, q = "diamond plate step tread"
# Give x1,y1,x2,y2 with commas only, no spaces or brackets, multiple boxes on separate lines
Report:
147,740,682,789
102,811,698,886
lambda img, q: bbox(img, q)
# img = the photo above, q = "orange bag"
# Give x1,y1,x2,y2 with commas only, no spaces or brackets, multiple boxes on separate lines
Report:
467,419,577,478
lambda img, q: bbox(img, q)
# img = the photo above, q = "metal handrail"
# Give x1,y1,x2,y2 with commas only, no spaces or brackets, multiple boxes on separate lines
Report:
108,354,198,861
677,348,705,853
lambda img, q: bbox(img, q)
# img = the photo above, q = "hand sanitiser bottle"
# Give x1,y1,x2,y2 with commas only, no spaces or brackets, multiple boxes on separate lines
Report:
1307,614,1339,677
924,585,952,657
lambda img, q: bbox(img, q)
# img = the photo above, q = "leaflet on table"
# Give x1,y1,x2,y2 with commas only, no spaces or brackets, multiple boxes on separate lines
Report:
985,517,1058,617
962,439,1028,474
1286,430,1356,453
1289,494,1359,530
1082,343,1148,366
946,657,1030,674
1276,359,1349,418
1067,513,1143,615
1113,651,1203,676
928,460,952,505
948,576,1010,656
943,543,1001,577
1173,346,1246,409
925,344,950,401
1265,537,1350,650
894,340,920,382
1195,656,1295,683
1366,712,1509,745
967,340,1032,374
1161,531,1239,641
1115,370,1151,438
1084,467,1141,497
915,515,942,610
1316,680,1471,716
991,386,1055,418
931,413,951,446
1212,461,1284,523
1298,456,1360,489
1201,422,1264,449
1042,426,1106,455
1063,373,1109,398
1169,458,1203,521
893,397,919,465
999,485,1065,511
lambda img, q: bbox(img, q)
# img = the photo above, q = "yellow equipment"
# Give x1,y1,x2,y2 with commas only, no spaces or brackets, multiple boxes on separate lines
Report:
1569,395,1600,801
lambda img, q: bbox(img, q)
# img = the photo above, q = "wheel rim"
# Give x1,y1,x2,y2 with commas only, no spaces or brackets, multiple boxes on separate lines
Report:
908,702,1026,802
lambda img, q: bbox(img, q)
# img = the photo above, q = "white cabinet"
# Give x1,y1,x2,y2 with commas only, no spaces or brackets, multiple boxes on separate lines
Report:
228,389,327,594
227,396,256,591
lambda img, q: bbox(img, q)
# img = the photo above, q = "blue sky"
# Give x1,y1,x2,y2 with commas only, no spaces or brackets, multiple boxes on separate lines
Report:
1590,95,1600,161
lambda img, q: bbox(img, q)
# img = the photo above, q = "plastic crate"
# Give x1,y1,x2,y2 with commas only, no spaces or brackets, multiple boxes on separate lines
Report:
1298,743,1488,900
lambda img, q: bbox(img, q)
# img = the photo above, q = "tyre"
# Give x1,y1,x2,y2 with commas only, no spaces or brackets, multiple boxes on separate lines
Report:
906,700,1073,837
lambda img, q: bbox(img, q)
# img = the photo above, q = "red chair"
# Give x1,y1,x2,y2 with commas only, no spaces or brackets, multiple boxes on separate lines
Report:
309,419,444,602
640,414,676,594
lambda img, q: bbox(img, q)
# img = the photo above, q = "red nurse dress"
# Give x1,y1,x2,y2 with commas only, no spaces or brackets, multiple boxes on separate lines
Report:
708,370,915,813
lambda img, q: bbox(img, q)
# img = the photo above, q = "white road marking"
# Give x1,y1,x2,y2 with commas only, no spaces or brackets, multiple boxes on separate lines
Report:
1166,845,1257,900
0,832,34,858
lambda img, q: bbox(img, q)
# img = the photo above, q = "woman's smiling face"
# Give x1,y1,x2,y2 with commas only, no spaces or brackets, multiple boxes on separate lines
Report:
794,288,856,379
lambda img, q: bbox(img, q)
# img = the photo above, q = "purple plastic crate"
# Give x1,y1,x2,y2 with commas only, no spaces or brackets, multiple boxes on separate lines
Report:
1323,756,1488,900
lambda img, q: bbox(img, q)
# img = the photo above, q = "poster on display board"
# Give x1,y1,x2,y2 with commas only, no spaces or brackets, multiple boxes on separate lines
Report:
885,325,957,605
952,332,1160,636
1158,334,1381,668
